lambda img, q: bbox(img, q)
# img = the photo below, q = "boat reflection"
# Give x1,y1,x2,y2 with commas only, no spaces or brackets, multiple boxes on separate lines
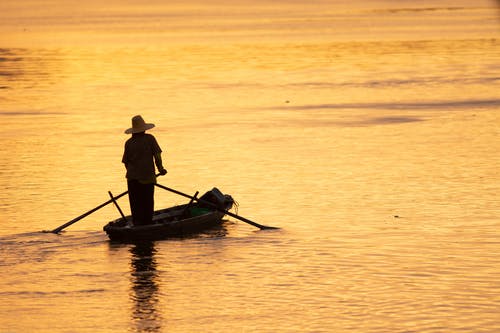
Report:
126,223,229,331
129,242,162,333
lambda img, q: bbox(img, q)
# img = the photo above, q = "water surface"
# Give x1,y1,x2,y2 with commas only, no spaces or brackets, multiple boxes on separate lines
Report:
0,1,499,332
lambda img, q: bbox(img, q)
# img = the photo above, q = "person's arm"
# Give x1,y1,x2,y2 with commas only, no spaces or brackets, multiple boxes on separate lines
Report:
154,153,167,175
122,142,129,170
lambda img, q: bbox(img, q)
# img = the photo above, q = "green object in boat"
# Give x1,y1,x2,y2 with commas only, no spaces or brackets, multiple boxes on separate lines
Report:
189,207,211,216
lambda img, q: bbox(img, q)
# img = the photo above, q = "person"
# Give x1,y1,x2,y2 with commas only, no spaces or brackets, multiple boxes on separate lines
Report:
122,115,167,226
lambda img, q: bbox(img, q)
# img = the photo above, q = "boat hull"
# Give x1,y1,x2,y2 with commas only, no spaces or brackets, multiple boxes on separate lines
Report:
103,188,234,242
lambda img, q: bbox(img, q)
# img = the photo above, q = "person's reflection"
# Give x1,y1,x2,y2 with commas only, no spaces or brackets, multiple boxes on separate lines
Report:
130,242,162,333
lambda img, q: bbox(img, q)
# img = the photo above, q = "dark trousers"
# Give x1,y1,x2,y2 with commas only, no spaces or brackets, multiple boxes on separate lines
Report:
127,180,155,225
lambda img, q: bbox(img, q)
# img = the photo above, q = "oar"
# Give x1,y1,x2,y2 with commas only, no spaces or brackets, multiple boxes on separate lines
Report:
180,191,199,219
48,190,128,234
48,173,165,234
108,191,128,222
154,183,278,230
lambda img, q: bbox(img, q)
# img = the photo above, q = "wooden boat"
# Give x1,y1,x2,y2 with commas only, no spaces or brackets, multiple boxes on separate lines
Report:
103,188,234,242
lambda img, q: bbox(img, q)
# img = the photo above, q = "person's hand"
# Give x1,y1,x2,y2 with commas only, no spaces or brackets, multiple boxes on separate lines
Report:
159,168,167,176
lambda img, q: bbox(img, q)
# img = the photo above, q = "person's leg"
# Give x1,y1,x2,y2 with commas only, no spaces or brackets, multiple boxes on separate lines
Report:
142,183,155,225
128,179,144,225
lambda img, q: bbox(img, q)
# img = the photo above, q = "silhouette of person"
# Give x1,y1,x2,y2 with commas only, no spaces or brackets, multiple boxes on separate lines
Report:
123,115,167,225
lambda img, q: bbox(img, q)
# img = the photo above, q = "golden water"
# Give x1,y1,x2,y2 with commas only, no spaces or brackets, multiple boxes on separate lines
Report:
0,1,499,332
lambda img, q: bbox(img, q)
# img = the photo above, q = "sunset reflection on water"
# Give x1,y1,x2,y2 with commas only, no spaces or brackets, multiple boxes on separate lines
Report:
129,242,162,333
0,1,499,332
